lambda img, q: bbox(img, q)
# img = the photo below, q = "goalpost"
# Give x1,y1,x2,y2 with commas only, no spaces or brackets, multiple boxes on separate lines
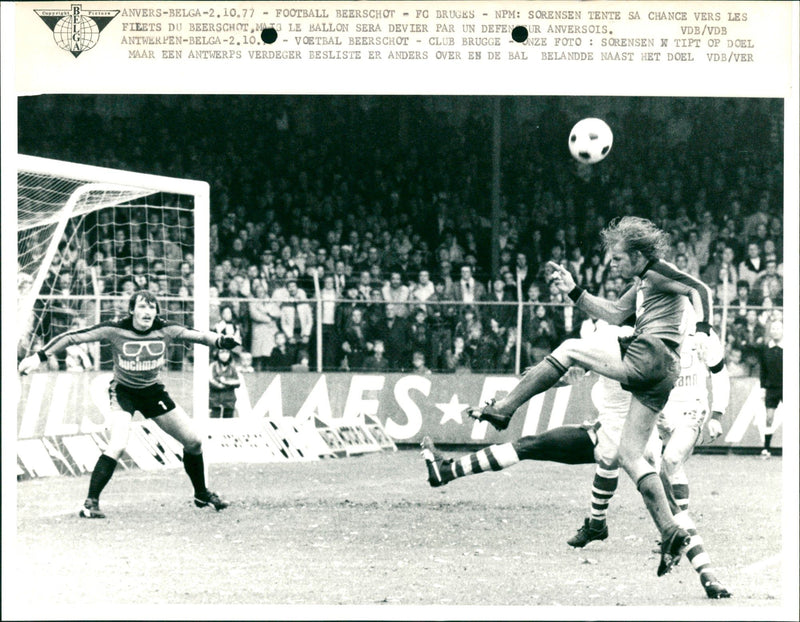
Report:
17,154,210,421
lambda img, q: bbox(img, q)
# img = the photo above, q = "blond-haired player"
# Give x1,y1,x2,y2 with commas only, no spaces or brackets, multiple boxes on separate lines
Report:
568,317,732,598
469,216,713,576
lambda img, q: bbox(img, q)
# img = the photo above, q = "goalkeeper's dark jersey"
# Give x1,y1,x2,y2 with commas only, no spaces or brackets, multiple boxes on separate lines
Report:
40,316,217,389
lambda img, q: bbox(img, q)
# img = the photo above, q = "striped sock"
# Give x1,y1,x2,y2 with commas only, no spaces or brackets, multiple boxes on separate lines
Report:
589,464,619,530
450,443,520,480
674,509,717,583
671,482,690,513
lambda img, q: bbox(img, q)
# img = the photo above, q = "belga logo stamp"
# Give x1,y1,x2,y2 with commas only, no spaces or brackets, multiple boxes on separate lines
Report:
35,4,119,57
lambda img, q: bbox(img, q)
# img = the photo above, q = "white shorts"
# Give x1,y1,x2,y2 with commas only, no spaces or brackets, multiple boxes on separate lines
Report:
657,398,708,443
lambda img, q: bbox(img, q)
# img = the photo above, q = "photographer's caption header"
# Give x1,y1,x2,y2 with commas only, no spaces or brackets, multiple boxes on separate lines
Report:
11,1,796,96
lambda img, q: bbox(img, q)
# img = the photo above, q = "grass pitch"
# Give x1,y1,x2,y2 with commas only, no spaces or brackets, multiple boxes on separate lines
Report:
7,449,788,618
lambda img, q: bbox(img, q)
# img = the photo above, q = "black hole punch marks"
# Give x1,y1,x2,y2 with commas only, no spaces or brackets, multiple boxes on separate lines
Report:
511,26,528,43
261,28,278,44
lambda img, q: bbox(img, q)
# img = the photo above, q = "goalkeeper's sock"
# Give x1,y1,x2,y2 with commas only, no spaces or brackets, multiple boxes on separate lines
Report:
87,454,118,500
183,450,207,497
448,443,520,480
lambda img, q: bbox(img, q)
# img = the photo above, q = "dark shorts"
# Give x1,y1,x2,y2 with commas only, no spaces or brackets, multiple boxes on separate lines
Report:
109,381,176,418
765,387,782,409
618,334,680,413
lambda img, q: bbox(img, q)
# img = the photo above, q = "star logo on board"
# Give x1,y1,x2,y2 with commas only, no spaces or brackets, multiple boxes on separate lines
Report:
34,4,119,58
435,394,469,425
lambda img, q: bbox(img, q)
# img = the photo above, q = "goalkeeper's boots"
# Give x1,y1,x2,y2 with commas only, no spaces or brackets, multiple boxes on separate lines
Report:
657,526,691,576
194,490,229,511
466,398,513,431
79,498,106,519
702,576,732,599
420,436,454,487
567,517,609,548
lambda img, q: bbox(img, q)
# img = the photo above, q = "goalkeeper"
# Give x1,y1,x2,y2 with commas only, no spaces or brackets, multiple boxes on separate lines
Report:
18,290,239,518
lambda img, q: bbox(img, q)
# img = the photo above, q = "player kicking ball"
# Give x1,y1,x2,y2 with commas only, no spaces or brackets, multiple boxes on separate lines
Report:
18,291,238,518
566,323,731,599
459,217,713,577
421,324,662,560
421,323,730,598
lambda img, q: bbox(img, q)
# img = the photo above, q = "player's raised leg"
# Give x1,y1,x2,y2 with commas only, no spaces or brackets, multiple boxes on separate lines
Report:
470,334,631,430
80,408,133,518
421,425,596,487
152,408,229,510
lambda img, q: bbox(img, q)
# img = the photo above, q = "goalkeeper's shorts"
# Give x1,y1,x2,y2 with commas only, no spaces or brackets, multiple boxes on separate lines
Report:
109,381,176,418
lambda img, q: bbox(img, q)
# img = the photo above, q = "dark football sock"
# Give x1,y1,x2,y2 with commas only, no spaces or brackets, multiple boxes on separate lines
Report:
513,426,596,465
659,469,682,516
500,355,568,413
637,472,678,536
183,451,207,496
87,454,118,500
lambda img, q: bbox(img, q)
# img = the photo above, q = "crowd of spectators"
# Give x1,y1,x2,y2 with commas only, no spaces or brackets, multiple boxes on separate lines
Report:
19,95,784,376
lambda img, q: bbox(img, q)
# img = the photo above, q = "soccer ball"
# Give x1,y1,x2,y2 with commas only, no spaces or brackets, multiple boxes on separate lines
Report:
568,118,613,164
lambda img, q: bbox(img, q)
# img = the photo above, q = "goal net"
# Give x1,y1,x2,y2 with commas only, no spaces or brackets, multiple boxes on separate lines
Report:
17,155,210,419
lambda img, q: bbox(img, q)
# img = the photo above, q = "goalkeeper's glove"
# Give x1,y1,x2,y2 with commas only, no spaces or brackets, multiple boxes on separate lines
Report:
216,335,240,350
18,352,44,375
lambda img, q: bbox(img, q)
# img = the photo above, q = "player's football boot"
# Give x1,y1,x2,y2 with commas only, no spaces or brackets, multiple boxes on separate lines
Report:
702,578,732,599
567,517,609,548
79,497,106,519
656,526,691,576
420,436,454,487
194,490,229,511
466,398,512,431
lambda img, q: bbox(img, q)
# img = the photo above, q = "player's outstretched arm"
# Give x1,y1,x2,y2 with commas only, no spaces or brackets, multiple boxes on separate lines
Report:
19,323,109,374
173,325,241,350
215,334,240,350
547,261,635,325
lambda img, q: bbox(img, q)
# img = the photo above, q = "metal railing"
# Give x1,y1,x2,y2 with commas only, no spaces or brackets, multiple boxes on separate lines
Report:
23,292,780,377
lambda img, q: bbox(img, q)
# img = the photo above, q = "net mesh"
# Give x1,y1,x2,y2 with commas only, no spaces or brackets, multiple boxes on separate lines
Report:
18,166,198,371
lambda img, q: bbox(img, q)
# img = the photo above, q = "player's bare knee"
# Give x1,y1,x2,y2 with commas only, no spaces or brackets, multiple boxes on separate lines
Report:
552,339,580,366
660,451,682,476
616,447,640,472
103,446,125,461
556,338,580,356
183,437,202,454
598,458,618,471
